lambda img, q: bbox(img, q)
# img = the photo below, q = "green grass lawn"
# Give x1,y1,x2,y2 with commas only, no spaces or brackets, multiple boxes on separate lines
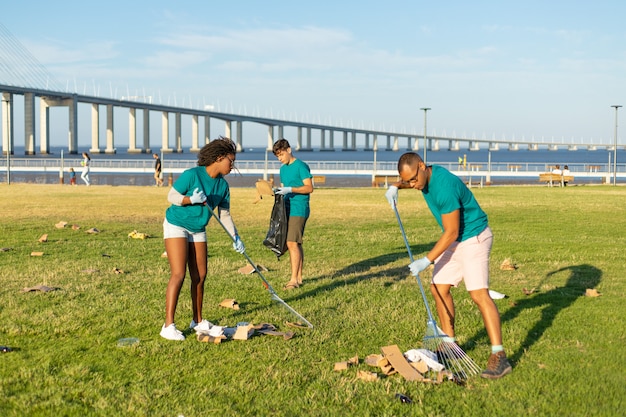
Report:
0,183,625,416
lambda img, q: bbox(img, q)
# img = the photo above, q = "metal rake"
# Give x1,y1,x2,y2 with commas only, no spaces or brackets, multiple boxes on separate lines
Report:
392,203,480,380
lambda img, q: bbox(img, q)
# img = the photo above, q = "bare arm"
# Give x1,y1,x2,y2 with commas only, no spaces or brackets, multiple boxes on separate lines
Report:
290,177,314,194
426,209,460,262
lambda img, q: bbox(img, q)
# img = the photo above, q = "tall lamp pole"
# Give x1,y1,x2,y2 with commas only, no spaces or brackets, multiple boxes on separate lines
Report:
611,105,622,186
420,107,431,164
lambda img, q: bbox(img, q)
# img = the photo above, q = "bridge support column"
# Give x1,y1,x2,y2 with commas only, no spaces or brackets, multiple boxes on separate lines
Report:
143,109,151,153
190,114,200,152
204,116,210,145
235,120,242,152
24,92,36,155
39,98,50,155
392,135,399,151
127,108,139,153
161,111,172,153
105,104,116,154
90,104,101,153
224,120,232,142
432,139,439,151
296,126,302,150
351,131,357,149
174,112,182,153
1,92,14,155
304,127,312,150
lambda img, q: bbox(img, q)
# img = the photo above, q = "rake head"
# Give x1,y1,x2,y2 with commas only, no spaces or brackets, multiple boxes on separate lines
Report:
422,320,481,381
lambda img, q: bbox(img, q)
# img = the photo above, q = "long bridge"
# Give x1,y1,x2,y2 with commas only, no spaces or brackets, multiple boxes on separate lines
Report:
1,83,620,158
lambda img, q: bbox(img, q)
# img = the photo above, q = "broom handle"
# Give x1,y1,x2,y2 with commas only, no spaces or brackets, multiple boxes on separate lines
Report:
392,202,437,322
206,205,314,328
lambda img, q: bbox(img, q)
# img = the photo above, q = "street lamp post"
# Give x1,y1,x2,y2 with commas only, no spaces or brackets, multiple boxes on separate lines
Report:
420,108,431,164
611,105,622,186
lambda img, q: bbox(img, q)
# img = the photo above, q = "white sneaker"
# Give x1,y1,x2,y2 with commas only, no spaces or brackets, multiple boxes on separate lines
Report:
190,319,213,333
160,323,185,341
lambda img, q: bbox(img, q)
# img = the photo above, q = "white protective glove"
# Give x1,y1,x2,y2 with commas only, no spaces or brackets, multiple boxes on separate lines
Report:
275,187,293,195
385,185,398,209
232,236,245,254
189,188,207,205
409,257,432,276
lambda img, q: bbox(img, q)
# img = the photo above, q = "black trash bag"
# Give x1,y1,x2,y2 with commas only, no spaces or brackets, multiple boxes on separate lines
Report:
263,194,289,259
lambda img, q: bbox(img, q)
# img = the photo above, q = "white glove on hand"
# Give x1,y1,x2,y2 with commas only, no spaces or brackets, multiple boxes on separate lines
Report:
409,257,432,276
275,187,293,195
232,236,245,254
385,185,398,208
189,188,207,205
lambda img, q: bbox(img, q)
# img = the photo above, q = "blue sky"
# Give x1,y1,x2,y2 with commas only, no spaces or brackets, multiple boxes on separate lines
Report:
2,0,626,147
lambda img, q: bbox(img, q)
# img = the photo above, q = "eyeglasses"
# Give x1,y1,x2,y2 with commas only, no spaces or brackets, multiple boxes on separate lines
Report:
225,155,241,176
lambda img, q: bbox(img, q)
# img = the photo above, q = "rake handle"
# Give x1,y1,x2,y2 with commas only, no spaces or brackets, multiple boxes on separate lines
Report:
392,202,437,323
205,204,314,328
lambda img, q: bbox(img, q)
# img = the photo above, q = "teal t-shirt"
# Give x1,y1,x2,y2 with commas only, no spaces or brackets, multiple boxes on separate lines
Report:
165,166,230,233
422,165,488,242
279,158,312,218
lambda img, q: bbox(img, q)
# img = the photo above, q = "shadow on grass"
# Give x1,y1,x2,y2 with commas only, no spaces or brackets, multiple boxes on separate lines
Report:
465,263,602,365
275,242,434,302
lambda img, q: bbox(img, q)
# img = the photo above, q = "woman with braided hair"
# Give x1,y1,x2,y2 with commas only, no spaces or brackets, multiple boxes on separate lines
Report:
159,137,246,341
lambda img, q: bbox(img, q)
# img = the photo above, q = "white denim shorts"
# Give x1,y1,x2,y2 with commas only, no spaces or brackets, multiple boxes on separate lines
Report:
162,219,206,242
432,226,493,291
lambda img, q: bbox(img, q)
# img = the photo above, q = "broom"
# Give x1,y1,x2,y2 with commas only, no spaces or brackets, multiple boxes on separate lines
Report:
392,203,481,380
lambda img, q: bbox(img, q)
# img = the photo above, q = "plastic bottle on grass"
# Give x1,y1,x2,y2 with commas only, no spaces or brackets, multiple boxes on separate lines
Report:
117,337,140,347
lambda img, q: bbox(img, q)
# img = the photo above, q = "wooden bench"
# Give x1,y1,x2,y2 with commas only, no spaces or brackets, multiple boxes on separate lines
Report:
312,175,326,186
372,175,400,188
539,173,574,187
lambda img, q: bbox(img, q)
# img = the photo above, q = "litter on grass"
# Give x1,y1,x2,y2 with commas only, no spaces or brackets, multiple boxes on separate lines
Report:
38,234,48,243
336,344,456,385
21,285,61,293
30,252,44,257
197,322,294,344
219,298,240,310
128,230,149,239
55,221,68,229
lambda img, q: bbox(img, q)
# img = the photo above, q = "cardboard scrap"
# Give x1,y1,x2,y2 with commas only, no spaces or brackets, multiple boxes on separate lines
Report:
0,247,12,252
161,251,168,258
334,355,359,371
237,264,268,274
197,333,226,344
252,323,294,340
254,180,274,203
21,285,60,293
113,267,124,274
585,288,602,297
30,252,44,257
380,345,424,382
219,298,240,310
365,354,383,367
500,258,518,270
128,230,149,239
86,228,100,234
71,225,80,230
376,356,397,376
38,234,48,243
55,221,68,229
357,370,379,382
233,324,255,340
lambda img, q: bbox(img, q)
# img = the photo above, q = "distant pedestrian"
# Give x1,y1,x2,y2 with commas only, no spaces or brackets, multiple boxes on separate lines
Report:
272,139,314,290
69,168,76,186
153,153,163,186
80,152,91,186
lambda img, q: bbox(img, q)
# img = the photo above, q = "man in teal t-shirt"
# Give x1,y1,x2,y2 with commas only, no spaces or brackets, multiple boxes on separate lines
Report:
385,152,512,380
272,139,313,290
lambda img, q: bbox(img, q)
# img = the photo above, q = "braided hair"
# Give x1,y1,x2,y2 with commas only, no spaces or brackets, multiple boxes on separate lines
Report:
197,136,237,167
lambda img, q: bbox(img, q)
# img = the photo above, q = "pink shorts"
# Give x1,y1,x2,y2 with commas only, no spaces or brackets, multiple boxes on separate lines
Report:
432,227,493,291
